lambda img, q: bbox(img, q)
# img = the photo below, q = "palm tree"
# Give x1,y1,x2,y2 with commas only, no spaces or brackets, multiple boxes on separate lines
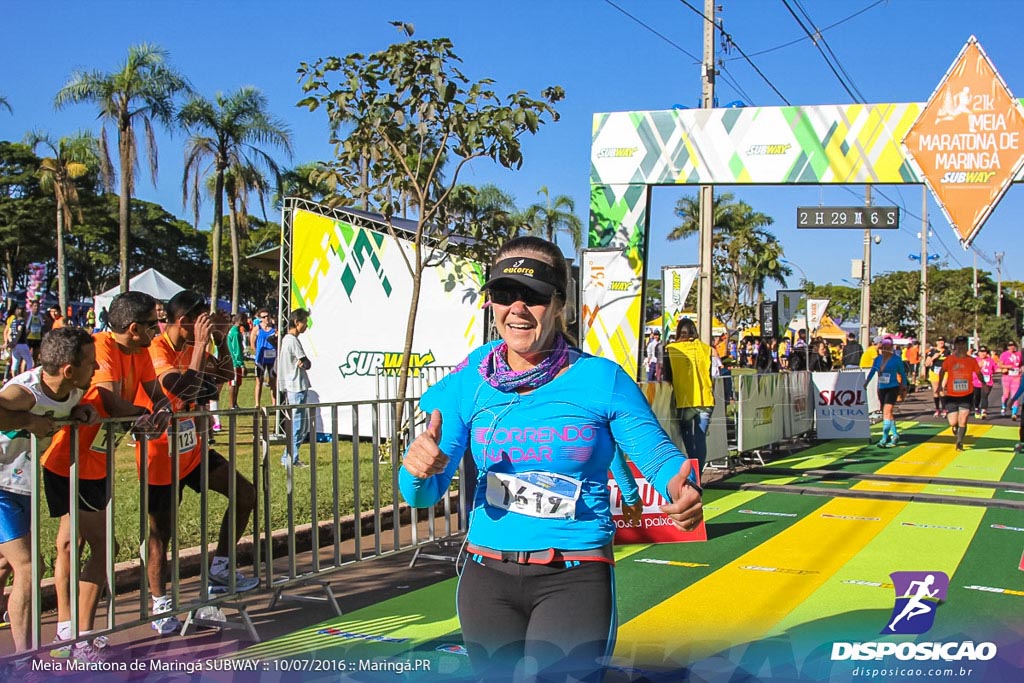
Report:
180,87,292,311
0,96,11,113
216,164,271,313
526,185,582,251
27,131,100,314
55,43,190,293
669,192,785,330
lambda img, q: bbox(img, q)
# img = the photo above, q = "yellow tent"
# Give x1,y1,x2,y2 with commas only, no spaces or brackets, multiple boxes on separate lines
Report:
739,324,760,339
814,314,847,341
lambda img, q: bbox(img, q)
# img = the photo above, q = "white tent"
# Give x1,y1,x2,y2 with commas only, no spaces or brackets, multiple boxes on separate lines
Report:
93,268,185,326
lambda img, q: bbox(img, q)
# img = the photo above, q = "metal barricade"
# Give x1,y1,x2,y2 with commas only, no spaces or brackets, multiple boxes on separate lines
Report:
3,397,467,665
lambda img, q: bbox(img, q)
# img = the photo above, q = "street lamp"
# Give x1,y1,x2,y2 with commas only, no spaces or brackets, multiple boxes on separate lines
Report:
908,253,940,263
779,258,811,372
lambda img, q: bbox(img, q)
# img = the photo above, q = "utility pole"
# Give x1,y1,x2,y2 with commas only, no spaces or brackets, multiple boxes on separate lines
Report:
920,186,929,381
996,251,1005,317
860,185,872,349
973,250,979,347
697,0,716,347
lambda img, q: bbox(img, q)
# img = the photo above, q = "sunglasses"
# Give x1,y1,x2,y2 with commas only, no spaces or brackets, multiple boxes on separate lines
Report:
134,318,161,334
487,286,552,307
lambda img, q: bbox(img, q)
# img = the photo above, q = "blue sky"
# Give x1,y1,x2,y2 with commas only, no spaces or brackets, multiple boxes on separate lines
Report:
3,0,1024,296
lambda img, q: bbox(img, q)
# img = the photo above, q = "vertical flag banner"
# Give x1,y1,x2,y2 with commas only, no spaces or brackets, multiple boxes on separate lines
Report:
661,265,699,338
777,289,806,333
580,248,643,378
807,298,830,331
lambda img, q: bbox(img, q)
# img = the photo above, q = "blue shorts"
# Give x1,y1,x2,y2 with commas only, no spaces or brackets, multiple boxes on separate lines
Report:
0,489,30,544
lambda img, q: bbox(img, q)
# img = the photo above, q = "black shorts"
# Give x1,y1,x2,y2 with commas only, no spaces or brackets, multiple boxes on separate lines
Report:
147,450,229,515
255,364,275,381
878,386,901,406
944,395,973,411
43,469,110,517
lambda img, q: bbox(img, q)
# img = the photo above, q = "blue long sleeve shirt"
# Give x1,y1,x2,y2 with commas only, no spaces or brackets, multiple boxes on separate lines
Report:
398,343,687,551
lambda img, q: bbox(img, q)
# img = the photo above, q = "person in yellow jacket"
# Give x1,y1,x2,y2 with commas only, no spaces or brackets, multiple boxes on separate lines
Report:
662,317,718,472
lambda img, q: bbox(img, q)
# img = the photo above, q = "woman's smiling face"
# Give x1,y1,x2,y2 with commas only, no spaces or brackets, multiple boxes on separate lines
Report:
488,268,563,367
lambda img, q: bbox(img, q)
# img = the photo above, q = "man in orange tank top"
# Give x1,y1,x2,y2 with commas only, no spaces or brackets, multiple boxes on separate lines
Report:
43,291,169,659
138,290,258,636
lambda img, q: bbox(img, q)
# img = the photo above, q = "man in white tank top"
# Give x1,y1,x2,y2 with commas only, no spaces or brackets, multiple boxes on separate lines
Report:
0,327,98,655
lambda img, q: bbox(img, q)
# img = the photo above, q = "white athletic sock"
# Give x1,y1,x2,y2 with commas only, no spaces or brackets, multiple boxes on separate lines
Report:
210,400,221,425
57,620,71,640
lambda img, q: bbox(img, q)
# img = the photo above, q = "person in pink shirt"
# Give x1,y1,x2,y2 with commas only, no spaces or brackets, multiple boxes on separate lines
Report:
973,346,998,419
998,341,1023,419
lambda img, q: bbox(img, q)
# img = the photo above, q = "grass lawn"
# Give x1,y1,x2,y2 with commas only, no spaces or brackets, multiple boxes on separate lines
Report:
34,364,400,574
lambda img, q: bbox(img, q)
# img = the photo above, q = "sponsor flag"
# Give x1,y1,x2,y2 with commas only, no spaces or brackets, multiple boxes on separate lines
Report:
807,298,830,331
661,265,699,337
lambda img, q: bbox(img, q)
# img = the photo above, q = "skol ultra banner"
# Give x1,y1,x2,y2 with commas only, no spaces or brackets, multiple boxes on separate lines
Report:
661,265,699,338
288,207,485,434
579,248,643,378
814,370,871,439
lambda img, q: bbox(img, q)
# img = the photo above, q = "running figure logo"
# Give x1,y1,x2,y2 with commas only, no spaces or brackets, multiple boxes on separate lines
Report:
883,571,949,635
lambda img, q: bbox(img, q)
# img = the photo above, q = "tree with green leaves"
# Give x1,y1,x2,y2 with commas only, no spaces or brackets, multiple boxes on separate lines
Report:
297,22,563,429
443,183,525,263
526,185,581,251
0,141,49,293
669,192,788,331
180,87,292,312
26,131,100,314
275,162,337,207
55,43,190,293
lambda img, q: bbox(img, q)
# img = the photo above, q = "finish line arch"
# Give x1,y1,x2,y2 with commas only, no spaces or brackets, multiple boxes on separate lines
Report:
584,37,1024,379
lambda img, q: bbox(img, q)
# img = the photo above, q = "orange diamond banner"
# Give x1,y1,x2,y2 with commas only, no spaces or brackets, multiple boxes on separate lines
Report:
903,36,1024,247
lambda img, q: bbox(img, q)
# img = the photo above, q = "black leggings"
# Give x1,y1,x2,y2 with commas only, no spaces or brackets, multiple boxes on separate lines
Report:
457,556,614,681
973,385,992,412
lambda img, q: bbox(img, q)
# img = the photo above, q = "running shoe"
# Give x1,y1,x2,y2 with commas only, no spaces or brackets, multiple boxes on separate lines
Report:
209,567,260,593
0,610,8,629
981,411,988,419
1013,414,1020,422
212,423,222,432
1014,442,1024,454
956,443,965,452
72,637,113,663
941,410,948,418
890,435,901,447
974,412,982,419
152,596,182,636
933,410,941,417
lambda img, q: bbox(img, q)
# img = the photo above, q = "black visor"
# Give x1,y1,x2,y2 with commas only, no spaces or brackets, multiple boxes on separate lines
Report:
482,257,563,298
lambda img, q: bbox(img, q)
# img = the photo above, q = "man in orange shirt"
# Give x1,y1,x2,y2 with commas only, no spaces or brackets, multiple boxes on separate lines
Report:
937,335,986,451
138,290,257,636
905,341,921,381
44,291,169,659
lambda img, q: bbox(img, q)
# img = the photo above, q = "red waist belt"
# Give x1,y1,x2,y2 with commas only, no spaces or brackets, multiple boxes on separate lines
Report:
466,542,614,566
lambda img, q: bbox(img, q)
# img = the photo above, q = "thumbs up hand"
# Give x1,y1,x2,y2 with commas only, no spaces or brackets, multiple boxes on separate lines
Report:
402,409,451,479
660,459,704,532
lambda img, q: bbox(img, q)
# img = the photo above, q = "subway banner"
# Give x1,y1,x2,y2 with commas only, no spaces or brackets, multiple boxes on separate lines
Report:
661,265,699,338
813,370,871,439
288,207,485,435
579,248,643,378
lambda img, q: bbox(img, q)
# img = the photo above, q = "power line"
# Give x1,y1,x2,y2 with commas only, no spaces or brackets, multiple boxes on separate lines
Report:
676,0,792,105
602,0,701,64
781,0,868,103
729,0,889,61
